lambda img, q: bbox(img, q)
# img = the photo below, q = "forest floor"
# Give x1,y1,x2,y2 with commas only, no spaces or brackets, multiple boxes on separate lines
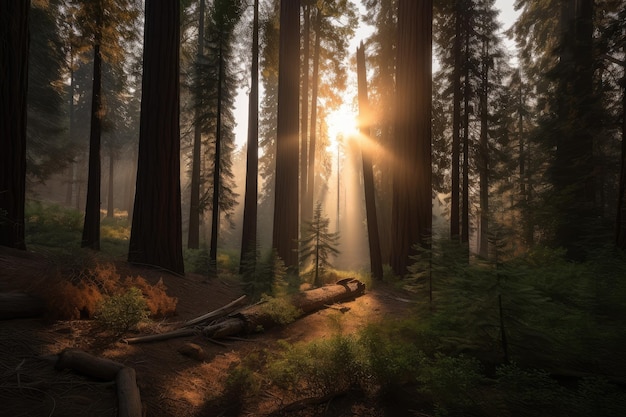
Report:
0,246,417,417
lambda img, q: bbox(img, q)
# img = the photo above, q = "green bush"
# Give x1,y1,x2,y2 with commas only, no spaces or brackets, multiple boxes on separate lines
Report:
258,295,301,326
184,247,211,274
95,287,149,333
25,201,82,248
220,364,260,414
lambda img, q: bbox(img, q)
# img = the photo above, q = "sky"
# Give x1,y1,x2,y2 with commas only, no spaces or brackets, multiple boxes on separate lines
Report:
232,1,522,149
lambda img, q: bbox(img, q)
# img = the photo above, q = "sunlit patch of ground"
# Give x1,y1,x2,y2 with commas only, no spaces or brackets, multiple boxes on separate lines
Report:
1,247,416,416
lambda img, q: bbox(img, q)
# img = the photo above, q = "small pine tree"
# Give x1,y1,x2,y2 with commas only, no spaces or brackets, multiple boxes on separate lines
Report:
299,202,340,287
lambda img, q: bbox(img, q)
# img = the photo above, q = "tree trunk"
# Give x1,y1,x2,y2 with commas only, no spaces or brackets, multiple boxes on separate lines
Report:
209,42,224,277
116,367,143,417
188,0,206,250
451,0,462,241
356,44,383,281
391,0,432,276
300,4,311,226
0,293,44,320
107,146,115,218
55,349,125,381
125,279,366,344
82,24,103,250
461,18,470,247
273,0,300,272
617,57,626,249
554,0,595,260
0,0,29,250
478,37,489,259
128,0,184,274
306,9,322,232
240,0,260,274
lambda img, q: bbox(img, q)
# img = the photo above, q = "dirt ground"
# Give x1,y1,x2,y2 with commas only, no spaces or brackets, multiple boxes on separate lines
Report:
0,246,418,417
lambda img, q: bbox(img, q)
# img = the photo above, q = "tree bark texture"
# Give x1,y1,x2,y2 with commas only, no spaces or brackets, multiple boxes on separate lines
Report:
116,367,143,417
391,0,432,276
0,0,29,250
617,57,626,249
240,0,260,273
356,44,383,281
478,37,489,259
300,4,311,226
128,0,184,274
450,0,462,241
305,9,322,236
82,38,103,250
188,0,206,250
273,0,300,271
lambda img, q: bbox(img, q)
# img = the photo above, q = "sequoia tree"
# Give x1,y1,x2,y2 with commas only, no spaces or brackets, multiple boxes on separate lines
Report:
0,0,29,249
273,0,300,272
390,0,432,276
128,0,184,274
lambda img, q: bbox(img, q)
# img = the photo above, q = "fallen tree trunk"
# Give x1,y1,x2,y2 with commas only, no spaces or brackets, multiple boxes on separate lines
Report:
55,349,125,381
0,292,44,319
116,367,143,417
54,349,143,417
126,279,365,344
181,294,247,327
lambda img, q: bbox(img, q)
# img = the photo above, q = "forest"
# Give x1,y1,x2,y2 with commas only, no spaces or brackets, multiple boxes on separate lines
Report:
1,0,626,416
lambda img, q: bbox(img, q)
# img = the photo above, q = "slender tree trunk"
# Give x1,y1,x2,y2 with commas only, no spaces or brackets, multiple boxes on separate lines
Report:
273,0,300,272
82,33,103,250
478,38,489,259
66,63,76,207
461,20,470,247
306,9,322,225
300,4,311,226
451,0,462,241
107,146,114,218
210,42,224,277
356,43,383,281
0,0,29,250
240,0,260,274
617,55,626,249
391,0,432,276
128,0,184,274
188,0,206,250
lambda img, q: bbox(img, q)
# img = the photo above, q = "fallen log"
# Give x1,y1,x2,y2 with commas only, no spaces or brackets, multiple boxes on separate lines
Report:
55,349,125,381
116,367,143,417
0,292,44,319
181,294,247,328
125,279,365,344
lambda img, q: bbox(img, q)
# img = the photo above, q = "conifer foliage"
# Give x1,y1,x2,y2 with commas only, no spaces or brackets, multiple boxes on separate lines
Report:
299,202,340,287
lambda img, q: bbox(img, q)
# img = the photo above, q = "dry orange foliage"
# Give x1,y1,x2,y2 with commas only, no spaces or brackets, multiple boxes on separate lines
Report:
45,262,177,320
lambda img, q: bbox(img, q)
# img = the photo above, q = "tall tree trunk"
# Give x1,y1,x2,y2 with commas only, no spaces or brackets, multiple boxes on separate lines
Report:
66,62,76,207
391,0,432,276
478,37,489,259
0,0,29,250
356,44,383,281
617,55,626,249
128,0,184,274
306,9,322,228
240,0,260,274
300,3,311,226
461,20,470,247
517,71,533,247
107,146,114,218
554,0,595,259
210,42,224,277
273,0,300,272
188,0,206,250
451,0,462,241
82,27,103,250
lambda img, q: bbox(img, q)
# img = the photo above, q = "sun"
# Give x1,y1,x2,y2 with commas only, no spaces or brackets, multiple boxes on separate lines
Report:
326,106,360,143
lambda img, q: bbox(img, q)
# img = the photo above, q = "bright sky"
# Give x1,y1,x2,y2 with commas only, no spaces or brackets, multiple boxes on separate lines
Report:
232,1,522,149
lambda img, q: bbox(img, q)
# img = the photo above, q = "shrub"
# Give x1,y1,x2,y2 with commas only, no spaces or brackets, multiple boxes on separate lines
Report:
220,364,261,414
258,295,301,326
95,287,149,333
